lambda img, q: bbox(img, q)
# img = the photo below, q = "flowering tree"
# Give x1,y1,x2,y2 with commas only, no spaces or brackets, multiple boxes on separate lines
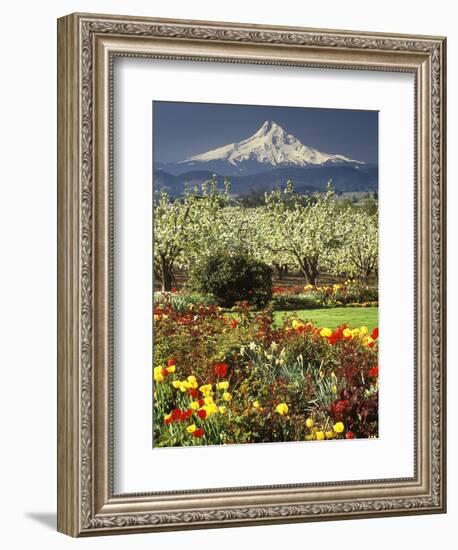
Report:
153,179,230,291
261,182,348,285
336,210,378,281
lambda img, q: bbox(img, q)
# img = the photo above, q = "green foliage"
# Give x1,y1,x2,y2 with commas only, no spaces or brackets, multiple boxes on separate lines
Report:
189,253,273,308
154,291,215,312
272,293,323,310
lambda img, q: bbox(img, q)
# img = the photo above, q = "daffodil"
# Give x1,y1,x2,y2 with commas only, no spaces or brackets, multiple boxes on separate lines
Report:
204,396,214,405
222,392,232,402
320,327,332,338
333,421,345,433
187,375,197,384
217,380,229,390
218,406,227,415
275,403,289,416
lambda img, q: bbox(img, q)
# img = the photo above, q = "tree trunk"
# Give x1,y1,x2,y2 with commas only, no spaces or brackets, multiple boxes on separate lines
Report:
160,257,174,292
301,257,319,286
274,263,288,281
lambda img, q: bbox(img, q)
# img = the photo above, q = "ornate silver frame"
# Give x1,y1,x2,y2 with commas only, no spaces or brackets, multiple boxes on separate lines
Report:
57,13,446,536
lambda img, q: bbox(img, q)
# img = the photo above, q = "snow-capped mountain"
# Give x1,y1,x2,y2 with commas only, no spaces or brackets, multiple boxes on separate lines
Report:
154,120,377,197
170,120,365,176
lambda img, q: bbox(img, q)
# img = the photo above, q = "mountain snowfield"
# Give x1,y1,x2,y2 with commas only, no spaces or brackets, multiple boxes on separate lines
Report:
179,120,364,171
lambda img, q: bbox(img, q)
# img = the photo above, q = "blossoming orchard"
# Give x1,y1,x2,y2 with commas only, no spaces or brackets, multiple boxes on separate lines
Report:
153,180,379,446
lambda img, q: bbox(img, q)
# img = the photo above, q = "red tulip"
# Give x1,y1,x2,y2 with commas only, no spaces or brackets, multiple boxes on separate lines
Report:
214,362,228,378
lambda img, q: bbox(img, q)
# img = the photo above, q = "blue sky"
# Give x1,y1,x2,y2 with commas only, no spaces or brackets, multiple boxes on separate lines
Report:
153,101,378,164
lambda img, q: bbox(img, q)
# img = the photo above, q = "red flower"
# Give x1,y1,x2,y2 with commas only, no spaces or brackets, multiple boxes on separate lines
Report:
187,388,199,398
368,366,378,378
164,417,172,425
182,409,193,420
230,319,239,329
196,409,207,419
171,409,182,422
327,325,348,345
330,399,349,419
161,368,169,377
171,287,178,293
192,428,204,438
167,358,177,367
198,399,205,407
345,431,355,439
214,362,228,378
371,327,379,340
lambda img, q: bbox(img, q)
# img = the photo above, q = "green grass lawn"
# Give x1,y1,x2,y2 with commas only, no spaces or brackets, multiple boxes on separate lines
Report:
273,307,378,331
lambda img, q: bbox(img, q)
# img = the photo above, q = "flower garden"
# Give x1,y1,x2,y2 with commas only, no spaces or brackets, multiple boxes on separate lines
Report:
153,297,378,447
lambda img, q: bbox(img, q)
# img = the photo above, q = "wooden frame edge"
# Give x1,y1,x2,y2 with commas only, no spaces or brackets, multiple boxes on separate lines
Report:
57,12,447,537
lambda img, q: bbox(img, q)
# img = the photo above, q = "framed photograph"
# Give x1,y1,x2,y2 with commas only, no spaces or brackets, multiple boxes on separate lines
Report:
57,13,446,536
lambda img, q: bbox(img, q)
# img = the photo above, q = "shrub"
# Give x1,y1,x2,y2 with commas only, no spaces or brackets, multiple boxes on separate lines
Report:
189,253,272,308
271,293,323,310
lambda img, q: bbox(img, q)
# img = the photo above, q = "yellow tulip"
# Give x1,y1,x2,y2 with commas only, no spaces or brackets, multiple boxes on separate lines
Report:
190,401,200,410
343,328,352,338
325,430,335,439
154,371,164,383
253,400,261,409
333,422,345,433
222,392,232,402
217,381,229,390
172,380,181,389
166,364,176,373
199,384,212,394
320,327,332,338
218,406,227,415
275,403,289,416
186,424,197,433
305,417,314,429
316,431,325,440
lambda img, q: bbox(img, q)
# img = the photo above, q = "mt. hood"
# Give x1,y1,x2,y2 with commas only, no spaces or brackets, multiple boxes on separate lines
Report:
162,120,365,177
